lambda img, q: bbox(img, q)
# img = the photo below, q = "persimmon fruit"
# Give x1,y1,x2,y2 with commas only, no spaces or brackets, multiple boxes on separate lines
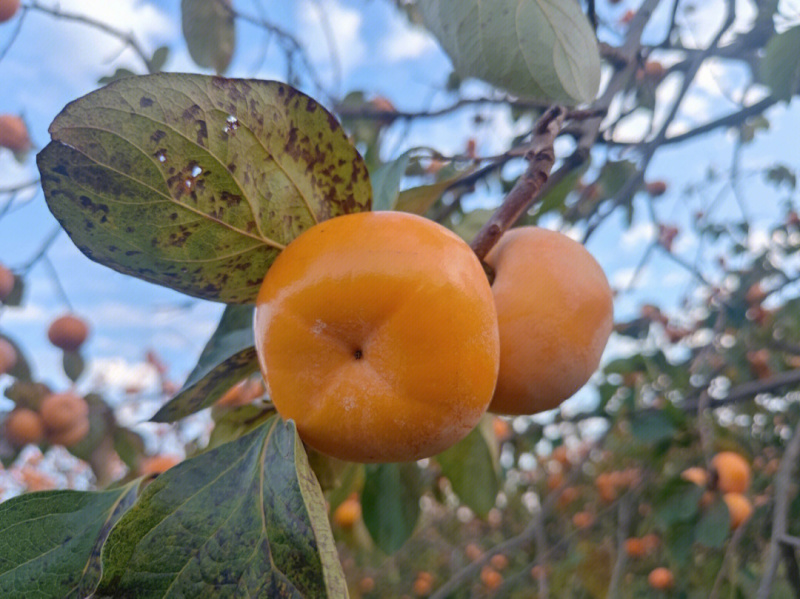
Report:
484,227,612,415
0,114,30,151
711,451,751,493
48,417,89,447
648,567,674,590
139,454,182,476
480,566,503,590
254,211,500,463
723,492,752,529
0,264,14,301
333,496,361,528
47,314,90,351
5,408,45,446
39,391,89,433
681,466,707,487
0,338,17,375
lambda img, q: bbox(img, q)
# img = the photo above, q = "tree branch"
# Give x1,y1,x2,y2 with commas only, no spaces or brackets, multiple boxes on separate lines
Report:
758,417,800,598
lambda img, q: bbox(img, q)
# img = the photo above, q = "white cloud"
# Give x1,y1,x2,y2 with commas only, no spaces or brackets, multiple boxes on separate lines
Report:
298,0,365,80
380,15,437,62
621,222,656,248
84,356,160,395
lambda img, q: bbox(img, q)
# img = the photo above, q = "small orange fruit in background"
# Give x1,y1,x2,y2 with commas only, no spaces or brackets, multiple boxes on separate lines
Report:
254,211,500,463
0,264,14,301
723,493,753,530
489,553,509,571
681,466,708,487
47,314,90,351
0,113,30,151
480,565,503,590
5,408,45,447
139,454,182,476
465,543,483,561
48,418,90,447
39,391,88,432
711,451,751,493
0,338,17,375
333,496,361,529
624,538,646,558
648,567,674,590
573,511,595,529
413,572,433,596
484,227,613,415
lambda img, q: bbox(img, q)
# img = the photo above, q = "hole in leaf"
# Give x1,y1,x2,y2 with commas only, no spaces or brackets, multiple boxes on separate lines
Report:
191,165,202,177
155,149,167,163
224,115,239,135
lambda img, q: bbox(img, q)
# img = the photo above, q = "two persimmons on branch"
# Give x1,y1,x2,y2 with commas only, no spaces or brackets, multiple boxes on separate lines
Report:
254,211,613,463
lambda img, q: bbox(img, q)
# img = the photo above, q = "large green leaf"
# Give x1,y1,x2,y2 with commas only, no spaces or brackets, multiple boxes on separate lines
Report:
695,497,730,549
760,26,800,102
97,417,346,598
417,0,600,104
361,463,422,554
38,74,372,304
0,483,139,598
370,149,417,211
152,304,259,422
181,0,236,74
436,425,498,517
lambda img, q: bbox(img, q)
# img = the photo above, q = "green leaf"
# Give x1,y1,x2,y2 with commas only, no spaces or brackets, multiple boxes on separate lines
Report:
695,498,730,548
0,332,32,381
152,305,259,422
371,149,417,211
533,160,590,220
97,68,137,85
417,0,601,104
0,483,139,599
150,46,170,73
630,410,676,444
62,349,85,383
112,426,146,472
207,403,275,450
655,484,703,529
760,26,800,102
181,0,236,74
436,425,498,517
362,462,422,553
38,74,371,304
98,417,346,598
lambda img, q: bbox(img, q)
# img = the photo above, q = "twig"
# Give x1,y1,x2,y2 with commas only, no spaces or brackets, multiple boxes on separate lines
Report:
758,418,800,598
469,106,566,261
709,523,748,599
608,494,634,599
781,544,800,598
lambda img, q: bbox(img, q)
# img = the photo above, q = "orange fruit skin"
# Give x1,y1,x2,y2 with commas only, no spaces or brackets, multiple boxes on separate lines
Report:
681,467,708,487
0,113,29,150
412,575,432,596
723,493,753,530
0,264,14,301
648,567,674,590
39,392,89,432
625,538,646,559
5,408,45,447
711,452,751,493
48,417,89,447
139,454,182,476
333,497,361,528
255,211,500,463
489,554,509,571
47,314,90,351
480,566,503,590
484,227,613,415
0,338,17,375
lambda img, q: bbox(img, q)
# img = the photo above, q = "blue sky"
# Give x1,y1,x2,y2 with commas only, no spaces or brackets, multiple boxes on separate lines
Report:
0,0,799,419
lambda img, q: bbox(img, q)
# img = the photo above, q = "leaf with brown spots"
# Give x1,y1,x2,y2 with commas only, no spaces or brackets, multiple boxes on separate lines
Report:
152,304,259,423
37,74,372,304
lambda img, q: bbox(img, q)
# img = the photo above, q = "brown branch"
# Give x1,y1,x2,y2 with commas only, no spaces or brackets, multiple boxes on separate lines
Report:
709,523,748,599
469,106,566,261
608,494,634,599
781,544,800,598
758,417,800,598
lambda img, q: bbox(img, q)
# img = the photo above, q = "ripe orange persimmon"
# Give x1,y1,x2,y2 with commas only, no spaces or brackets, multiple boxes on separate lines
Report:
48,416,89,447
39,392,89,433
484,227,613,415
359,577,375,593
465,543,483,561
648,567,674,590
723,493,753,530
412,573,432,596
711,451,751,493
492,416,511,442
480,566,503,590
0,264,14,301
625,538,646,558
489,554,509,571
681,467,708,487
254,211,500,463
333,496,361,528
216,378,265,408
139,454,182,476
573,511,595,529
5,408,45,447
0,114,30,151
0,338,17,375
0,0,19,23
47,314,90,351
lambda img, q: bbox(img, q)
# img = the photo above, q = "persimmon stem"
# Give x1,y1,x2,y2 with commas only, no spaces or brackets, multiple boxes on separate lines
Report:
470,106,567,262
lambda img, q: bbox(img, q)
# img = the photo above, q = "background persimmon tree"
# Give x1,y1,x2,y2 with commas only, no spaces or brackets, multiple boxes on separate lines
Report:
1,0,800,597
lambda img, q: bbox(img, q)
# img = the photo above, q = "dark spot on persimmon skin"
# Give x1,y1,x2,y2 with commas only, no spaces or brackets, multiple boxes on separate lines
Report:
353,349,363,360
